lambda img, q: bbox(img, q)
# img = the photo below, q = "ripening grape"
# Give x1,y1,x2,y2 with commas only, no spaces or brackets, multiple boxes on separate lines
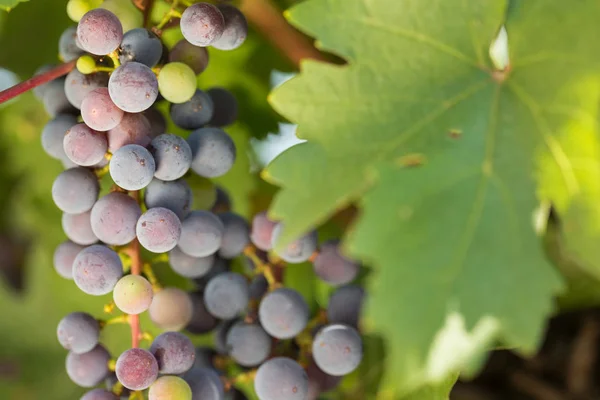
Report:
225,322,271,367
270,223,318,264
203,272,249,320
150,331,195,374
76,55,96,74
186,291,218,334
107,112,152,152
188,127,236,178
109,62,158,113
81,388,119,400
62,211,99,246
150,133,192,181
66,344,111,387
63,123,108,166
180,3,225,47
183,367,224,400
143,108,167,138
149,376,192,400
327,285,365,329
77,9,123,56
306,361,342,397
254,357,308,400
42,114,78,160
194,257,229,290
73,245,123,295
169,247,214,279
59,26,85,62
218,212,249,259
109,144,156,190
169,89,214,130
100,0,142,33
207,87,237,127
64,69,109,109
120,28,162,68
169,39,209,75
312,240,359,286
52,167,99,213
81,88,124,131
250,212,277,251
136,207,182,253
212,5,247,51
144,178,193,220
214,319,236,355
259,288,309,339
158,62,197,104
54,240,85,279
178,210,224,257
149,287,193,331
312,324,363,376
57,312,100,354
90,192,141,246
113,275,154,315
115,348,159,391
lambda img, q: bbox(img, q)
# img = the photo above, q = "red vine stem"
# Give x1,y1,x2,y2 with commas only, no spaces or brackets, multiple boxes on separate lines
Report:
0,60,76,105
126,191,143,349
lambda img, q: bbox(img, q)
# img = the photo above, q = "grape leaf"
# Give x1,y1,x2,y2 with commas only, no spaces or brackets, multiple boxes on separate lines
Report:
0,0,28,11
265,0,600,394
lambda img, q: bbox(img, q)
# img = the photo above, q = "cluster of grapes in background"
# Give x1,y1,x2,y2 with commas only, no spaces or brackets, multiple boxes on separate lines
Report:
34,1,367,399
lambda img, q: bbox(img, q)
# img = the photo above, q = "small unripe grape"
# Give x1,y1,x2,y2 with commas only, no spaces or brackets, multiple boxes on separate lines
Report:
149,376,192,400
77,55,97,75
113,275,154,315
67,0,102,23
158,63,196,104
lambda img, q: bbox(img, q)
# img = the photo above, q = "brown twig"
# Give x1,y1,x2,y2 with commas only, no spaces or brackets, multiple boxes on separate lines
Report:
509,371,567,400
566,317,600,395
0,60,76,105
143,0,155,28
239,0,329,68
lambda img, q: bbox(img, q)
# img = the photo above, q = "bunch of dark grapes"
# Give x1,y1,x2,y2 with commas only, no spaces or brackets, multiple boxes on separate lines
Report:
38,1,366,399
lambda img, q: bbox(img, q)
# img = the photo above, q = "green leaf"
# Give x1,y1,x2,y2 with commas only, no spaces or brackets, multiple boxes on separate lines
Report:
0,0,28,11
264,0,600,394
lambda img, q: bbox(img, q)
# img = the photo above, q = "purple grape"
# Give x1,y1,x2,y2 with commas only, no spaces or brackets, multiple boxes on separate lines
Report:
169,39,209,75
169,89,214,130
143,108,167,138
115,348,158,391
119,28,162,68
212,5,247,51
52,167,99,213
249,275,268,300
312,324,363,376
59,26,84,62
306,361,341,397
33,64,55,99
169,247,214,278
150,134,192,181
136,207,182,253
180,3,225,47
178,210,225,257
183,367,224,400
214,319,236,355
62,211,99,246
259,288,309,339
73,245,123,295
107,112,152,152
188,127,236,178
327,285,364,329
81,388,119,400
110,144,156,190
144,178,193,220
150,331,195,374
66,344,111,387
64,69,109,109
271,223,318,264
225,321,271,367
43,77,78,117
203,272,249,320
211,185,231,213
312,240,359,286
149,287,193,331
57,312,100,354
42,114,78,160
77,9,123,55
109,62,159,113
186,291,219,334
54,240,85,279
207,88,237,127
217,212,249,259
81,88,125,132
250,212,277,251
192,347,216,369
63,123,108,166
90,192,141,246
254,357,308,400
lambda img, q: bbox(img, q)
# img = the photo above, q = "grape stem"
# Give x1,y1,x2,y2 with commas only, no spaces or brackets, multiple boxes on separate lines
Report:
243,245,279,289
0,60,76,105
142,0,155,28
125,191,143,349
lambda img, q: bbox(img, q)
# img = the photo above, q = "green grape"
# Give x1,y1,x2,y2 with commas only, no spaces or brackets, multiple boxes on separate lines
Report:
100,0,143,32
158,63,197,104
77,55,97,75
66,0,102,22
113,275,154,315
148,375,192,400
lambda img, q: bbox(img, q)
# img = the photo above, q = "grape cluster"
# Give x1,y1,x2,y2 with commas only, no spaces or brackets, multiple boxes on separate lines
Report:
40,1,365,399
